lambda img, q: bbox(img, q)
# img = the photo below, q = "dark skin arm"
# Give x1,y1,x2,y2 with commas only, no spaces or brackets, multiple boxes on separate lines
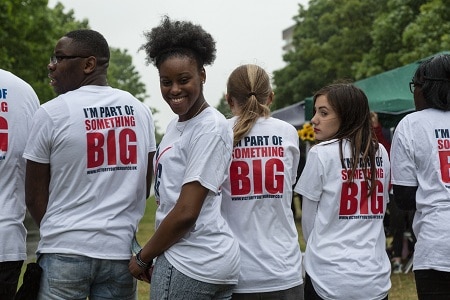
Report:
146,152,156,198
393,184,417,211
25,160,50,227
128,181,208,281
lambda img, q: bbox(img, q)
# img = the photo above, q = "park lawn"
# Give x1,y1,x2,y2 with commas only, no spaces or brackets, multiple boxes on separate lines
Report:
135,196,417,300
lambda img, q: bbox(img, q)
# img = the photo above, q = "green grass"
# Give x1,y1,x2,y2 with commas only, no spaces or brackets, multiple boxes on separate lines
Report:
135,197,157,298
135,196,417,300
20,196,418,299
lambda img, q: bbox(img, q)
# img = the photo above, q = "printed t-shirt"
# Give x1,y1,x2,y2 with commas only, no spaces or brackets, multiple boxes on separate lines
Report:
0,69,40,262
23,85,156,259
391,108,450,272
153,107,240,284
295,139,391,300
221,116,303,292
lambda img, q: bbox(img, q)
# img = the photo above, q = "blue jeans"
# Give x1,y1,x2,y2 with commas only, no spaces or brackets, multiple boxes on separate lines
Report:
0,260,23,300
38,253,136,300
151,254,235,300
415,269,450,300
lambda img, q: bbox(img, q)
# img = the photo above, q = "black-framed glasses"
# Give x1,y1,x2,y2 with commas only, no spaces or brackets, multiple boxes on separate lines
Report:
409,81,422,93
49,55,89,65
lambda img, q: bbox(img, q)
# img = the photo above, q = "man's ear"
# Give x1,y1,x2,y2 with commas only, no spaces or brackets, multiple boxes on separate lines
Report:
84,56,97,74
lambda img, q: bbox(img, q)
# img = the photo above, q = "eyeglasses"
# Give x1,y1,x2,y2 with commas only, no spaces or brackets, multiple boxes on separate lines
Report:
49,55,89,65
409,81,422,93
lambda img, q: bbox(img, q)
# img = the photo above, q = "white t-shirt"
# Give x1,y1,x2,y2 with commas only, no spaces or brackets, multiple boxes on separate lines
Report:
391,108,450,272
153,107,240,285
295,139,391,300
23,85,156,259
0,69,40,262
221,116,303,293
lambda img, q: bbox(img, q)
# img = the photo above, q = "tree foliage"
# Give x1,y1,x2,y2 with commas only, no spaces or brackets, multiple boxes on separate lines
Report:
272,0,450,110
0,1,89,102
108,48,147,101
0,0,162,139
215,94,232,119
0,1,151,104
107,48,162,141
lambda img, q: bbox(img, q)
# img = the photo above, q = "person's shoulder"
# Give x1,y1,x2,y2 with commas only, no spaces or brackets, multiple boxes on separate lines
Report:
316,139,339,147
41,95,62,107
397,109,439,128
0,69,20,82
227,115,238,125
0,69,16,81
202,106,228,125
309,139,339,154
196,107,232,137
0,69,35,91
377,142,389,156
268,117,297,132
111,86,134,96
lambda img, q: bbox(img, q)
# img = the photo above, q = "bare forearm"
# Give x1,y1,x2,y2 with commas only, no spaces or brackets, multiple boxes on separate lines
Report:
140,181,207,262
27,201,47,227
25,160,50,227
146,152,155,198
302,196,318,243
140,207,197,261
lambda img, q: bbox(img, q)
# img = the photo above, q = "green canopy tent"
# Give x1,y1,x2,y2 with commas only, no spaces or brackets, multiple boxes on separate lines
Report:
304,51,450,128
271,101,305,129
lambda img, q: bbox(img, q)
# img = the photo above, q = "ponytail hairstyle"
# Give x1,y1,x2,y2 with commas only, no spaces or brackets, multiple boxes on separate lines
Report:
313,83,379,195
226,64,272,146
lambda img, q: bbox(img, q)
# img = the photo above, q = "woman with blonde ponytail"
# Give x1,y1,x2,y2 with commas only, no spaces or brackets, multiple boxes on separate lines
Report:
221,64,304,299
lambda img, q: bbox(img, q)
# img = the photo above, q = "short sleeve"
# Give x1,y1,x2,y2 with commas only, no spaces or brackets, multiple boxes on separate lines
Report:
391,119,418,187
23,108,53,164
184,132,232,193
294,146,323,201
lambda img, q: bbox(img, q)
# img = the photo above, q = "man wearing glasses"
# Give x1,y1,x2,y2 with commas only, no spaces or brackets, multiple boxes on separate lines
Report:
392,54,450,299
23,29,156,300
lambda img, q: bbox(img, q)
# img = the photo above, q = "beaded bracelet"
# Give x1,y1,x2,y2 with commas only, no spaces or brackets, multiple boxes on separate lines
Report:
136,250,152,269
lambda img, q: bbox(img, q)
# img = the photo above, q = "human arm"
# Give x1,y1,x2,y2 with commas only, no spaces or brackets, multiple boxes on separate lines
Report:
25,160,50,227
393,185,417,211
128,181,208,279
390,118,417,211
301,196,318,243
146,151,155,198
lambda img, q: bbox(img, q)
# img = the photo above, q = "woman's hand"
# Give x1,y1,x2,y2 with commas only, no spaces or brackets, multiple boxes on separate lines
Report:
129,256,153,283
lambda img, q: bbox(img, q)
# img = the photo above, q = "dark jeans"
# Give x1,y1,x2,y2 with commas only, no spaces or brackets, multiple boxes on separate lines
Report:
232,284,304,300
415,269,450,300
0,260,24,300
304,273,388,300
